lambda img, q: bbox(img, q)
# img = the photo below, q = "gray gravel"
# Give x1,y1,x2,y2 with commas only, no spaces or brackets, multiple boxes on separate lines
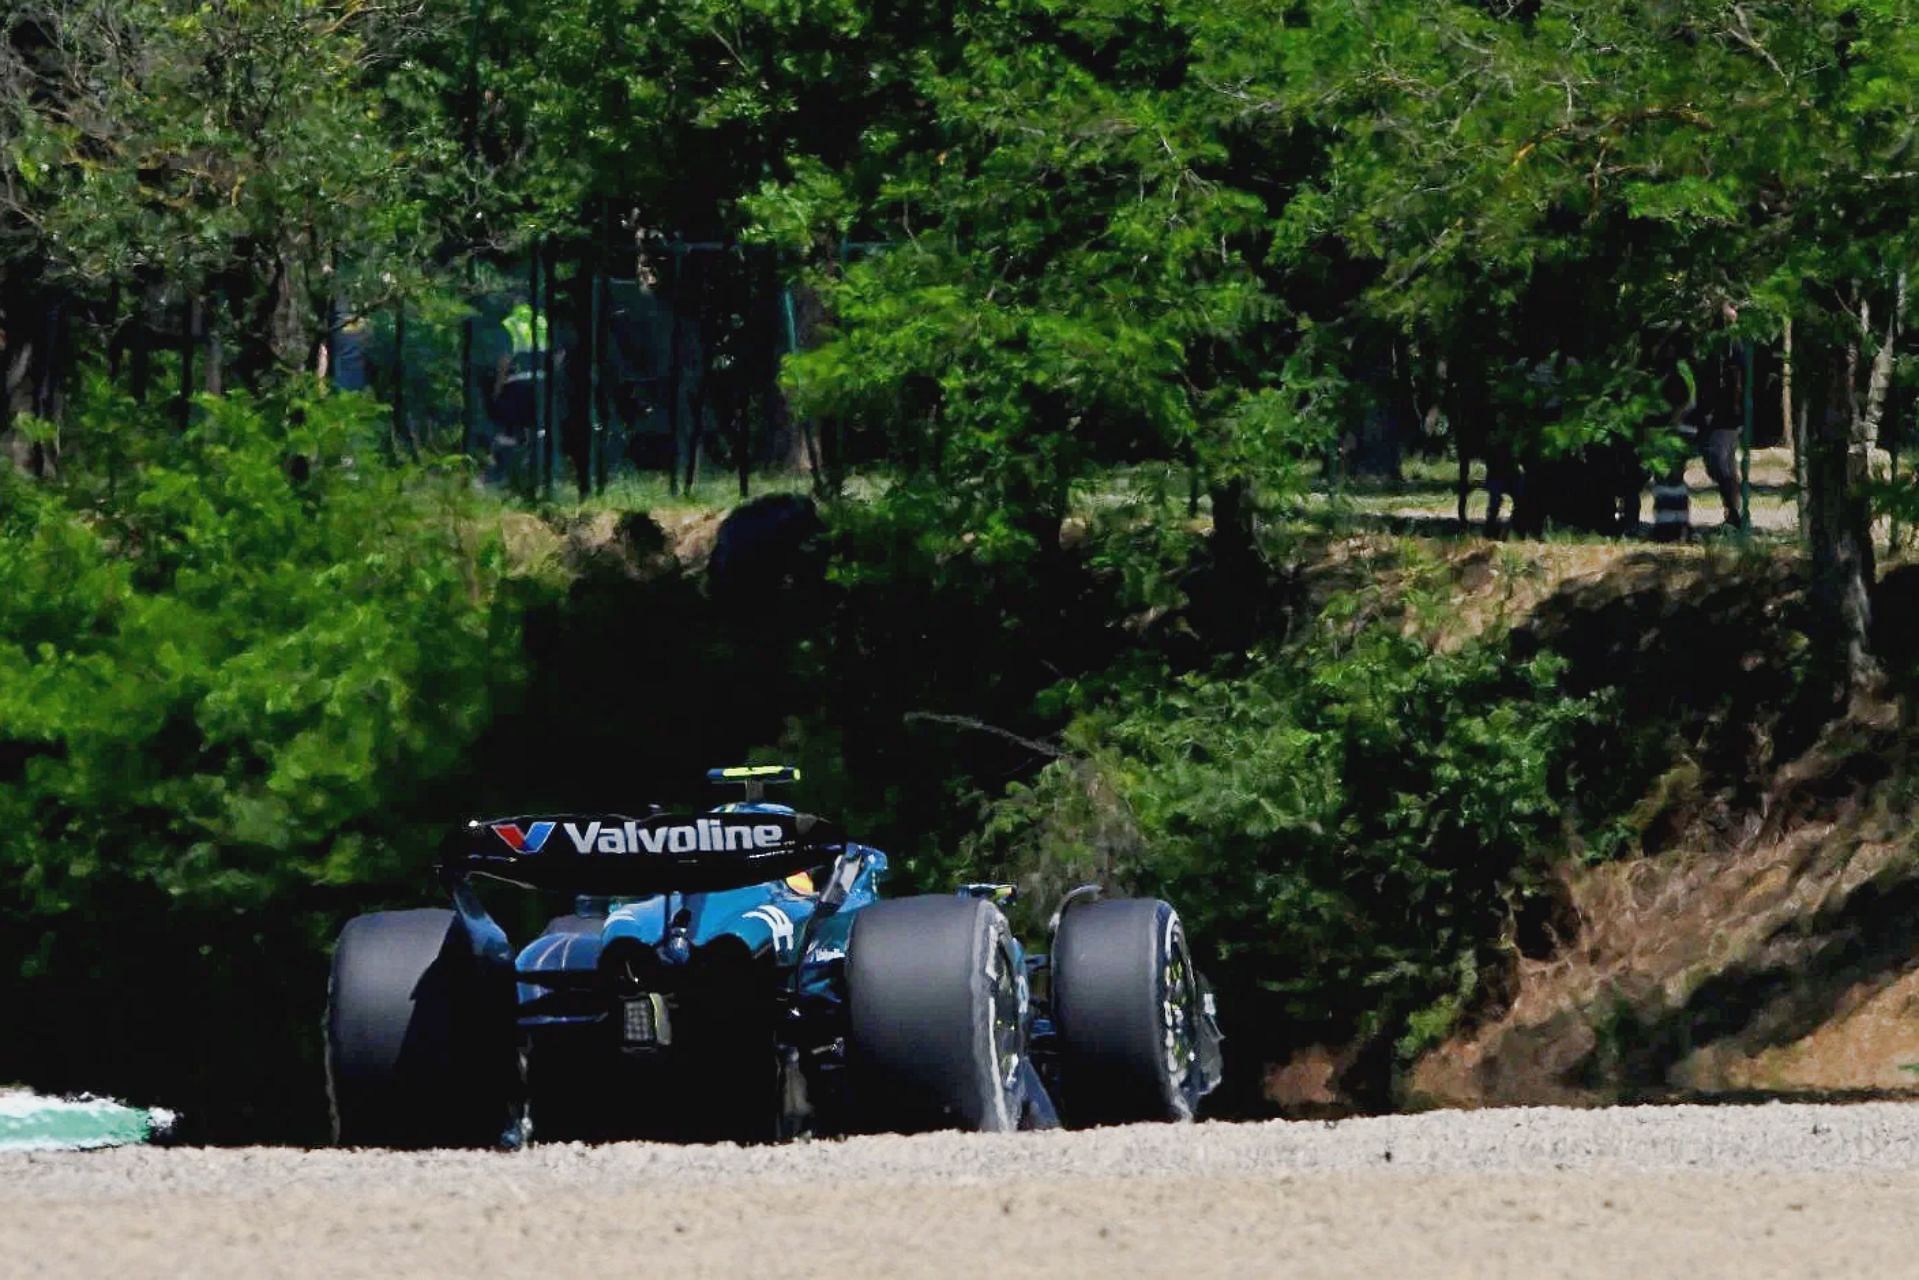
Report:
5,1103,1919,1278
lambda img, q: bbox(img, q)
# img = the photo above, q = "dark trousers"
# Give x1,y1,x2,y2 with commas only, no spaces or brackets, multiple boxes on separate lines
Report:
1702,428,1741,524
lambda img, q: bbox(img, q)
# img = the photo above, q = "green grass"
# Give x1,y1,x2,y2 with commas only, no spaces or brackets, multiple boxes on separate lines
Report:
489,445,1809,547
577,469,818,516
499,467,893,519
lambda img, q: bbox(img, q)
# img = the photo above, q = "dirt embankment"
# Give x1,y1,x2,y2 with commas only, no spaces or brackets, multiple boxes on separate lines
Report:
1408,811,1919,1107
1270,536,1919,1111
499,507,722,580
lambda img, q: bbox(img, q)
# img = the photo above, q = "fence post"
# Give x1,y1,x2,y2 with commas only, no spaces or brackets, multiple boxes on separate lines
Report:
588,258,604,495
177,295,198,430
393,303,408,454
1740,338,1754,536
543,247,559,501
665,238,685,496
528,245,544,495
459,0,481,462
460,263,476,459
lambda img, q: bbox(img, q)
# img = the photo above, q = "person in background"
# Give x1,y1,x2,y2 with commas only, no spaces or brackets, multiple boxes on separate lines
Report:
329,320,369,393
1483,439,1524,538
1695,303,1746,530
487,300,550,483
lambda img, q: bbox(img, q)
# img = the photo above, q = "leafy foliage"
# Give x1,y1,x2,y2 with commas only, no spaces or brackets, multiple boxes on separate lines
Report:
0,385,537,1127
11,0,1919,1125
975,606,1593,1078
1,386,522,906
770,0,1298,557
3,0,451,376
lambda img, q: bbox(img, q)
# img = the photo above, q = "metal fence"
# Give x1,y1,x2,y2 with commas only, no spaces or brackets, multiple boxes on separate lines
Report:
337,241,805,498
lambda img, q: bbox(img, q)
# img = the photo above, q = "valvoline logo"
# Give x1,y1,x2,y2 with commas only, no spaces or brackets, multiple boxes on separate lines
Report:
490,821,555,854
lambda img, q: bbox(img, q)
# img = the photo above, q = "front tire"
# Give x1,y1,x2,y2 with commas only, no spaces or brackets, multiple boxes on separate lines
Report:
326,908,519,1148
1052,897,1205,1125
847,896,1024,1133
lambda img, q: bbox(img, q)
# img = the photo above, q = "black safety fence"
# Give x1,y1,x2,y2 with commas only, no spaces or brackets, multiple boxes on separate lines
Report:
333,239,825,499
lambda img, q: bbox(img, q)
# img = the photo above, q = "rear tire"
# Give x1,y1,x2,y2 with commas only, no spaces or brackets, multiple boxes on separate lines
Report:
326,909,519,1148
1052,897,1203,1125
848,896,1023,1133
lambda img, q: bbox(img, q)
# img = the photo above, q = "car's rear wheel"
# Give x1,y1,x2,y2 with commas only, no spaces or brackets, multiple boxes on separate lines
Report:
326,908,520,1148
847,895,1024,1133
1052,897,1204,1125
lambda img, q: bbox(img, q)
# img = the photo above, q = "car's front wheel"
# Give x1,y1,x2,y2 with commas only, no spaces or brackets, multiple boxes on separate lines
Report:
847,895,1026,1133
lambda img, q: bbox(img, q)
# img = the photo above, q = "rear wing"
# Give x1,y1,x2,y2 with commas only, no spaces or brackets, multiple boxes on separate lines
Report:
452,811,845,894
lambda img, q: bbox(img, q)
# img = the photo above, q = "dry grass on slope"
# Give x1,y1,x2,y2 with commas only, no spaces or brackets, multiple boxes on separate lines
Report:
1404,556,1919,1108
1254,539,1919,1112
1407,796,1919,1107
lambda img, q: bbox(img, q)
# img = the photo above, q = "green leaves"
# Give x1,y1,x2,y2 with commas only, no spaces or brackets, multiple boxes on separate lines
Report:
769,0,1304,566
0,385,530,924
977,601,1592,1054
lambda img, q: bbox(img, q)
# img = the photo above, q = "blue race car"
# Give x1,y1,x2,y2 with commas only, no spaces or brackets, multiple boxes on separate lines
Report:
324,766,1222,1146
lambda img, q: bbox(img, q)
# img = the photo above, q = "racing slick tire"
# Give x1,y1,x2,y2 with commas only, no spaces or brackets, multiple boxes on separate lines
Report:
326,908,519,1148
1052,897,1205,1125
847,895,1024,1133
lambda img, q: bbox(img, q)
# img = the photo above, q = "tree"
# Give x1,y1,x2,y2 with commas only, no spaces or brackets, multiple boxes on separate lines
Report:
761,0,1307,577
2,0,454,428
1240,0,1919,694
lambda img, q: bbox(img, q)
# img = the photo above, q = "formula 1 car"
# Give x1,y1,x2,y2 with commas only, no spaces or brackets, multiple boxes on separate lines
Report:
324,767,1222,1147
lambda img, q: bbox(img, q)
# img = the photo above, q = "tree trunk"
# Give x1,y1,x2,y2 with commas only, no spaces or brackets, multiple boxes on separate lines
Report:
1,286,66,477
203,292,224,396
683,377,707,492
1859,272,1904,448
129,289,154,404
1802,338,1879,700
178,295,199,430
34,297,66,475
393,305,416,457
1,345,31,472
1209,477,1262,591
783,280,830,487
228,246,306,387
543,250,560,498
664,251,686,496
737,392,751,500
1782,318,1803,533
1445,348,1493,528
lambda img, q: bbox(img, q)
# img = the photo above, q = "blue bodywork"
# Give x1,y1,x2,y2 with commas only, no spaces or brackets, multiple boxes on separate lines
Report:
504,825,889,1034
448,795,1052,1140
440,780,1217,1141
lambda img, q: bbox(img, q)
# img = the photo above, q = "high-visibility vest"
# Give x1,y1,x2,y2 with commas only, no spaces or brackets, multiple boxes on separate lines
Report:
502,303,548,356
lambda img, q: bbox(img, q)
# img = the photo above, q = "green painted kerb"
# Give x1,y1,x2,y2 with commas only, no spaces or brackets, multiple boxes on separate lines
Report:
0,1091,175,1151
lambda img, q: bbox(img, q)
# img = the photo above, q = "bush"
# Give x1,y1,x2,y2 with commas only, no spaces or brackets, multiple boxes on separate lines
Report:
0,385,537,1135
974,603,1593,1101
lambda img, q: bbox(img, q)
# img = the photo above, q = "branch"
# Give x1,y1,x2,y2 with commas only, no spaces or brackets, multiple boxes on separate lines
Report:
1725,5,1791,87
901,712,1064,760
1861,269,1905,449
